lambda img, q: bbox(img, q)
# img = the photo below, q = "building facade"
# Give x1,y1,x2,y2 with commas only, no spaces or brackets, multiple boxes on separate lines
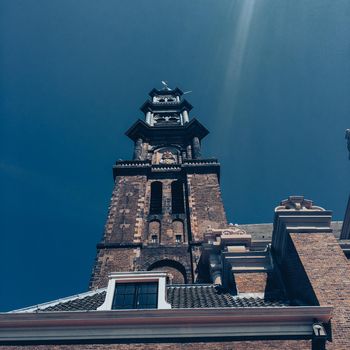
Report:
90,86,227,289
1,86,350,350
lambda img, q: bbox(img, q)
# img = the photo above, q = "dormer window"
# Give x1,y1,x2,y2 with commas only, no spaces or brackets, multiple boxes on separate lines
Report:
112,282,158,310
97,272,171,311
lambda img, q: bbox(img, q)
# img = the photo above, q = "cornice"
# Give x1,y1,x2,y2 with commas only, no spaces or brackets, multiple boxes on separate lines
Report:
0,306,332,344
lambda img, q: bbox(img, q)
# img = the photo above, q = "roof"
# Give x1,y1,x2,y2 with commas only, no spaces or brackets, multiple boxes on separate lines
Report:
167,285,288,309
11,285,288,313
240,220,343,241
148,87,184,97
125,118,209,142
9,289,107,313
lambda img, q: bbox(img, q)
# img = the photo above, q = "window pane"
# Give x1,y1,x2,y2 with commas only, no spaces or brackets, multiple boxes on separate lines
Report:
138,293,148,306
112,283,136,309
124,284,136,294
137,282,158,309
117,284,126,294
146,283,158,294
112,282,158,310
112,293,125,309
123,294,134,308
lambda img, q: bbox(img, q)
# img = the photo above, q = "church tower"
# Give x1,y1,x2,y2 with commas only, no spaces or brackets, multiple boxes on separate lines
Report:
90,85,228,288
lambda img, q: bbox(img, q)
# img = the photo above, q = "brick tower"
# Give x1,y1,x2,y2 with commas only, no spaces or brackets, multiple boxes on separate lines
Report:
90,84,228,288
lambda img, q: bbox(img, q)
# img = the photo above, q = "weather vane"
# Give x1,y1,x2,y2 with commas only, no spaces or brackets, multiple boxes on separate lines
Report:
161,80,192,95
161,80,171,90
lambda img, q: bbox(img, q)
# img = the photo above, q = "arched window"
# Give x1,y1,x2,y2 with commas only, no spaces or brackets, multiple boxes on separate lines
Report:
147,259,187,284
171,180,185,214
148,220,161,244
150,181,162,214
172,219,184,243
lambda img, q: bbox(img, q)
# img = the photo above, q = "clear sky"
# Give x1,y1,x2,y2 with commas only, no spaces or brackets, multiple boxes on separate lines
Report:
1,0,350,311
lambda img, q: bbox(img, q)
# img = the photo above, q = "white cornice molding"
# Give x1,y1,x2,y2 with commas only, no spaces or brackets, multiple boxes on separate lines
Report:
0,306,332,343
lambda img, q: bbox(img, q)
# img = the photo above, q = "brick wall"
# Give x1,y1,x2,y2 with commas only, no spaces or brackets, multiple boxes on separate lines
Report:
103,175,147,244
91,174,195,287
290,233,350,350
137,245,192,283
187,173,227,241
234,272,267,293
0,340,311,350
90,174,147,288
90,248,136,289
277,234,318,306
143,179,188,246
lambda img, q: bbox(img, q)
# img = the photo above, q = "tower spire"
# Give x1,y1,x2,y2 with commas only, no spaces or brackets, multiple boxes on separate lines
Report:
140,85,192,126
90,86,227,288
126,87,208,163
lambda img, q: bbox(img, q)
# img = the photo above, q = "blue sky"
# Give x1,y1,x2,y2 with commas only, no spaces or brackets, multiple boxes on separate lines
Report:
1,0,350,311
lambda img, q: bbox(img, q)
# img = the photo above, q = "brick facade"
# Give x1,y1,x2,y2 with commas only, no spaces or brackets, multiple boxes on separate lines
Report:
88,89,231,289
136,245,192,283
90,248,136,288
90,175,147,288
234,272,267,294
277,234,318,306
187,173,227,241
290,233,350,350
104,175,147,244
90,163,228,287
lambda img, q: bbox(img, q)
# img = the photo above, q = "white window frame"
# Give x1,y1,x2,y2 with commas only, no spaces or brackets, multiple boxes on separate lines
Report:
97,271,171,311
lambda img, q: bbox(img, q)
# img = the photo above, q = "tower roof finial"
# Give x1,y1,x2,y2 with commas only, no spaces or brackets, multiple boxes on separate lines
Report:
161,80,171,91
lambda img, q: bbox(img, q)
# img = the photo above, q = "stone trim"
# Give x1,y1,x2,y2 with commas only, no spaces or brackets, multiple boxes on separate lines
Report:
96,243,143,249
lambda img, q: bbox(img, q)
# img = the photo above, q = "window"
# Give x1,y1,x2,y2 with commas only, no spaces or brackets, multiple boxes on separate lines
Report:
171,180,185,214
112,282,158,310
148,220,161,243
150,182,162,214
172,220,184,243
97,272,171,311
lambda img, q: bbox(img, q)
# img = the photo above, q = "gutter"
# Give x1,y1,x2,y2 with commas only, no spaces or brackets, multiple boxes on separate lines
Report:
0,306,332,344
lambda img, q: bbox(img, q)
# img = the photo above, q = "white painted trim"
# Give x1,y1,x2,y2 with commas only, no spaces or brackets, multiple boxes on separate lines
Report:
97,271,171,311
0,306,333,342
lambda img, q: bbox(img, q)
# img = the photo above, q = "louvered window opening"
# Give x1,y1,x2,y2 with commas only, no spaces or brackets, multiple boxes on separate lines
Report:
171,181,185,214
150,182,162,214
